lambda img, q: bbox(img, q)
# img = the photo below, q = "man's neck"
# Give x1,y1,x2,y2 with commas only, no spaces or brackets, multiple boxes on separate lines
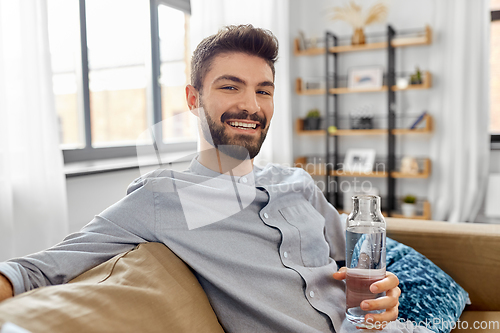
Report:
197,148,254,177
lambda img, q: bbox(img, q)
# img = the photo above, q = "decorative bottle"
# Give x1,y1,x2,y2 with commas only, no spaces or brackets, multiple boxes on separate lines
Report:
345,195,386,326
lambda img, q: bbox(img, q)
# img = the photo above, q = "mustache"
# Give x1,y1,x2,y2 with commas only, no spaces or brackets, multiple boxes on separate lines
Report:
220,111,267,129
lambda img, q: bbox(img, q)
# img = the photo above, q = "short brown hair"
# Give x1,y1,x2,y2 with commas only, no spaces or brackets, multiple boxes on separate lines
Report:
190,24,279,92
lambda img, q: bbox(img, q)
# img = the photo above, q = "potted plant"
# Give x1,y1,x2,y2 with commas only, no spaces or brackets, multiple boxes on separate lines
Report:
410,67,423,85
304,109,321,130
401,195,417,217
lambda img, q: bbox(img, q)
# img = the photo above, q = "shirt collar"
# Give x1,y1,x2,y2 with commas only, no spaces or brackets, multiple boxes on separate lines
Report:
188,156,256,185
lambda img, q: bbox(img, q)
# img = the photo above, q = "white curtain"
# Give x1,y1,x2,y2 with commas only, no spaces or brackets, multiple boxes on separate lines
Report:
0,0,68,260
190,0,293,167
428,0,491,222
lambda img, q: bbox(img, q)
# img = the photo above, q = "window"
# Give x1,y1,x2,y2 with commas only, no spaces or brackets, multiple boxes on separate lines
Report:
491,0,500,148
48,0,82,148
47,0,195,163
158,4,197,143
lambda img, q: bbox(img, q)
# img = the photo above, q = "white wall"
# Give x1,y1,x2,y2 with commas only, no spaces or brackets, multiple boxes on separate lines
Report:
491,150,500,174
66,162,190,233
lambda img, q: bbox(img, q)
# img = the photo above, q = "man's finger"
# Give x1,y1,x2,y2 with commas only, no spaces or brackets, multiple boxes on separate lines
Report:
370,272,399,293
365,303,399,326
332,267,347,280
361,295,399,312
386,286,401,298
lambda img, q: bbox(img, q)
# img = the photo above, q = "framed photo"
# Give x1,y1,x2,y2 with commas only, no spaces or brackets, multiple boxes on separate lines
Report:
348,66,383,90
344,149,376,173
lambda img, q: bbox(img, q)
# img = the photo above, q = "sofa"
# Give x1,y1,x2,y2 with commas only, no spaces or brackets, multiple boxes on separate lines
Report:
0,218,498,332
386,218,500,333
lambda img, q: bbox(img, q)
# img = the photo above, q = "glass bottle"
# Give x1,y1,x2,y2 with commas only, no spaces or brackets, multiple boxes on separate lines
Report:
345,195,386,326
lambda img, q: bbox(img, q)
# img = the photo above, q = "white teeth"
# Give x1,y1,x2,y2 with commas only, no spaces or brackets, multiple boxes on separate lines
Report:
229,121,257,129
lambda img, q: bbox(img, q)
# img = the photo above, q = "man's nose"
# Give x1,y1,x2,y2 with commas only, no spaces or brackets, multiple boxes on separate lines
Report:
238,90,260,114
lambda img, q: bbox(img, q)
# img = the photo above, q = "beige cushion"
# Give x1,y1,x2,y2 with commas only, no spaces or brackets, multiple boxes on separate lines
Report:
0,243,225,333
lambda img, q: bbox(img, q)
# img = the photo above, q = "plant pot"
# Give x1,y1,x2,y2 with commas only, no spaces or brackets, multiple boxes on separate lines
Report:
401,203,417,217
304,117,321,130
352,28,366,45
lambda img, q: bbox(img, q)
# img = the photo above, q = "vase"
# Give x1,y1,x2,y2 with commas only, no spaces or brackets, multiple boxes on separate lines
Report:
304,117,321,130
352,28,366,45
401,203,416,217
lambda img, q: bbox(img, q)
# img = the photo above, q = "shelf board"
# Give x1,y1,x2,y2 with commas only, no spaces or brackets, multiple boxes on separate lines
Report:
294,158,431,179
295,115,433,136
329,86,388,94
392,115,433,134
391,201,432,220
335,129,388,136
295,119,326,135
332,170,387,178
296,72,432,96
294,26,432,56
297,130,325,136
392,159,431,179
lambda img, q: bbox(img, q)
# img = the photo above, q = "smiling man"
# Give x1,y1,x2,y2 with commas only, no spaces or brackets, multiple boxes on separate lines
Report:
0,25,401,333
187,34,276,175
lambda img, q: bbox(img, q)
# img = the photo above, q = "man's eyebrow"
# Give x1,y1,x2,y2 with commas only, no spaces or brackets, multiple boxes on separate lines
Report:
213,75,246,85
258,81,275,89
213,75,275,89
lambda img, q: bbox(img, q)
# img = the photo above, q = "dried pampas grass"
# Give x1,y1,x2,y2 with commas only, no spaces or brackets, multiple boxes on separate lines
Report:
329,1,388,29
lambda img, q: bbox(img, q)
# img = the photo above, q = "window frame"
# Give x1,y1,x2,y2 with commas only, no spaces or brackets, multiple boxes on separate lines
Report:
491,10,500,149
62,0,195,163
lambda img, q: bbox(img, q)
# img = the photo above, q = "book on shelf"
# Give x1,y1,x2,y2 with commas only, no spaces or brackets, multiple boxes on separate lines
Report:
409,111,427,129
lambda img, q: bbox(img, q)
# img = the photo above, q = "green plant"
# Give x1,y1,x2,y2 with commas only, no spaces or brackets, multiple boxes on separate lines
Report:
402,195,417,204
306,109,321,118
410,67,422,85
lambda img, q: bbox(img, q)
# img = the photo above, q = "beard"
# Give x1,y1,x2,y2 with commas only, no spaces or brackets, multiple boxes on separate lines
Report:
199,99,269,161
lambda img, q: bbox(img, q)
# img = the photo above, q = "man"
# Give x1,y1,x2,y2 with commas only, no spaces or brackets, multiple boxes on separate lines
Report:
0,25,400,332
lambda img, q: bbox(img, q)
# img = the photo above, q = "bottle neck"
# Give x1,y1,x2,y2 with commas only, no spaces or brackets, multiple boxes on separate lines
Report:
353,196,379,215
349,195,385,226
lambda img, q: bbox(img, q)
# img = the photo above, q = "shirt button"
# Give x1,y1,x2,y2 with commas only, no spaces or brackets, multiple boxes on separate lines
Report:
309,291,315,298
283,251,288,258
263,213,269,219
241,176,248,183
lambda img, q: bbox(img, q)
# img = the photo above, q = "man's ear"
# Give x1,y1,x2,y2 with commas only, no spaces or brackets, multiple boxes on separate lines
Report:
186,84,200,116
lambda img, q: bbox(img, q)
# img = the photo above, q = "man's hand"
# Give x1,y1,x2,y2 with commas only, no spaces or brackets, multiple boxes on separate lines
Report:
0,273,14,302
333,267,400,326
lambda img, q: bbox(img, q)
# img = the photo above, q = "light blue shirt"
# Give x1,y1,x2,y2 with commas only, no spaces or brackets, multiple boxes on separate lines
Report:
0,158,347,332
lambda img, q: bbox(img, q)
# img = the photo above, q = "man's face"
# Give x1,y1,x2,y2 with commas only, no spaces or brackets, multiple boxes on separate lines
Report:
196,52,275,160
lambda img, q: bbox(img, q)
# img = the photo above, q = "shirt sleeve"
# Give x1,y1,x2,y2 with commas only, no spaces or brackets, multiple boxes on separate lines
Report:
0,179,158,296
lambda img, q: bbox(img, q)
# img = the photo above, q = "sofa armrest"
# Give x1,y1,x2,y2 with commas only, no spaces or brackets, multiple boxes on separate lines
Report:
386,218,500,311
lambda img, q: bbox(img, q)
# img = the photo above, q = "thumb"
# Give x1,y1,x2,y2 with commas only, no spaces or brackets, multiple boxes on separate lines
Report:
333,267,347,280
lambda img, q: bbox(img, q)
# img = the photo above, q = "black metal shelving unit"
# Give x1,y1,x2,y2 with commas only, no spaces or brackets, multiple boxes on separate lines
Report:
387,25,396,216
325,31,338,207
324,25,398,216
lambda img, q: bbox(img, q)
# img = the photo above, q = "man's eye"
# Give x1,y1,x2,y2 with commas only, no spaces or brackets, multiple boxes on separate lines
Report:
258,90,271,95
221,86,236,90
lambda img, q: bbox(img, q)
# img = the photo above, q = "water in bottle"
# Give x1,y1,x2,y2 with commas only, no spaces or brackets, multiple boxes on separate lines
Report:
345,195,386,326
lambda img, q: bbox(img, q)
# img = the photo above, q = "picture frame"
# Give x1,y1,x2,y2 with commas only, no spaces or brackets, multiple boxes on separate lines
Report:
343,149,376,173
347,66,384,90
